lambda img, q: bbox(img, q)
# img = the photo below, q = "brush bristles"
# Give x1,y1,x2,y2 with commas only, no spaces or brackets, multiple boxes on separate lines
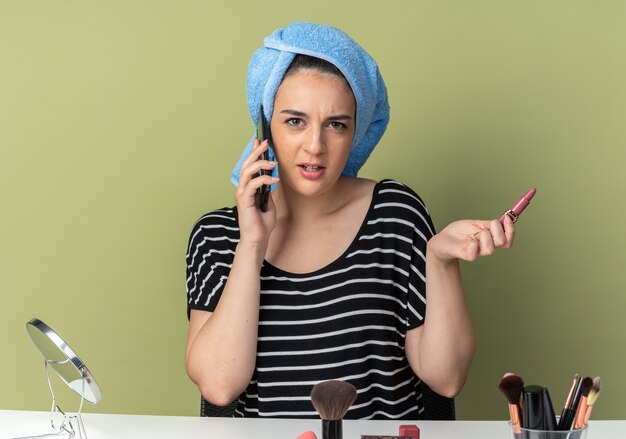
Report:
498,374,524,404
310,380,357,421
587,376,602,406
579,376,593,397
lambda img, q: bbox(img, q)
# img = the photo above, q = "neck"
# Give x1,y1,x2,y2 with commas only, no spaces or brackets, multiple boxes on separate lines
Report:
273,178,349,222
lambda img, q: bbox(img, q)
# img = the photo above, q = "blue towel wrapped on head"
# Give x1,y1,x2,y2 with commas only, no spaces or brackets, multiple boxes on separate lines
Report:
231,21,390,186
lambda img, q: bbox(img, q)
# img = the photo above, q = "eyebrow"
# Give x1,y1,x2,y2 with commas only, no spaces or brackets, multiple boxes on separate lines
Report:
279,109,353,120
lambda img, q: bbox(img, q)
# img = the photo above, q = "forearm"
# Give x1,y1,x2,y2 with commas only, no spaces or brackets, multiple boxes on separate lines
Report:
186,241,265,405
410,244,476,397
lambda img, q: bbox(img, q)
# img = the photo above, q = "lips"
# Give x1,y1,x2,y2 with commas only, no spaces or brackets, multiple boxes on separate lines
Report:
298,163,326,180
300,165,323,172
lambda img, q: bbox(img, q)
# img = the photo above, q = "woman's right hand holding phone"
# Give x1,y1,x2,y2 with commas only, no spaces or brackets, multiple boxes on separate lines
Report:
187,138,278,403
235,138,279,253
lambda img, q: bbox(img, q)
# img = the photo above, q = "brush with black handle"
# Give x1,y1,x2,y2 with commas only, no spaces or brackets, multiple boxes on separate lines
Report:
557,375,585,430
310,380,357,439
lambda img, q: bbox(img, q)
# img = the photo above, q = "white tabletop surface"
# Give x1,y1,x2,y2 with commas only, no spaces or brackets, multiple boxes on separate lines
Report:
0,410,622,439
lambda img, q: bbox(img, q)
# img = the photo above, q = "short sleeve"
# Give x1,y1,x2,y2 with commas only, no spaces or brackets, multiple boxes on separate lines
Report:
401,185,436,330
185,208,239,319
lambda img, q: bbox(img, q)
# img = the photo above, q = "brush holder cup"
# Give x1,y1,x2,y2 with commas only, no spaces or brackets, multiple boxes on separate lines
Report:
510,423,588,439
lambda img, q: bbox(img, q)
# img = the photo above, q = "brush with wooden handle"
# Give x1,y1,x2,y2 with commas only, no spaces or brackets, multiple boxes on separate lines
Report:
573,377,593,429
583,377,601,427
498,373,524,434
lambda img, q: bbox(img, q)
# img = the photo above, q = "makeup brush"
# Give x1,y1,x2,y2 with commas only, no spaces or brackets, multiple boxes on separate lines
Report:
582,376,602,427
498,373,524,433
557,374,582,430
310,380,357,439
573,377,593,429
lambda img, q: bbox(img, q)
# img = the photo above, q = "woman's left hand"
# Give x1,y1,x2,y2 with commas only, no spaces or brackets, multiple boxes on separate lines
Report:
427,215,515,263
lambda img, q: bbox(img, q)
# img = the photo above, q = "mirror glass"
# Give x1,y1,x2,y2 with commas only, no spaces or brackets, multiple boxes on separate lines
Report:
26,318,102,404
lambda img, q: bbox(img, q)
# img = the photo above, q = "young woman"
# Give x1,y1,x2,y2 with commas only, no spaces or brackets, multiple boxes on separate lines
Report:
185,23,515,419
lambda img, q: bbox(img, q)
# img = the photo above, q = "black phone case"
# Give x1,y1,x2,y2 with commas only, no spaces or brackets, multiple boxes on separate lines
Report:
256,106,270,212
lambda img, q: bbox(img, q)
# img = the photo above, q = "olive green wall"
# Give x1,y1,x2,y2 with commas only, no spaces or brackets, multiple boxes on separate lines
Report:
1,0,625,420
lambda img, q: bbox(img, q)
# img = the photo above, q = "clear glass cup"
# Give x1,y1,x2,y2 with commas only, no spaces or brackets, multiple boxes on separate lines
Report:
510,423,588,439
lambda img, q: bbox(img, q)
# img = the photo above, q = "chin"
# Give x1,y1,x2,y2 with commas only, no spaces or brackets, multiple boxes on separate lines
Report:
297,182,328,197
288,178,336,198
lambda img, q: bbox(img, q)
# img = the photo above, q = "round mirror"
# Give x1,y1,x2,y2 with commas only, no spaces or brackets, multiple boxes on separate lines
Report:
26,318,102,404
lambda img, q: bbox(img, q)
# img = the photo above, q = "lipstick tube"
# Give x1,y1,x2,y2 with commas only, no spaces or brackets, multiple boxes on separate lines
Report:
499,188,536,224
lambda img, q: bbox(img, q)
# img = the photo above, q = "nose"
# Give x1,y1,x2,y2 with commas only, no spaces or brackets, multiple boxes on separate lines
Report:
303,125,326,155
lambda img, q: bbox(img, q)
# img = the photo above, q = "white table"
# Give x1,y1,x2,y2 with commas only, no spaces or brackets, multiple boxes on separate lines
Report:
0,410,622,439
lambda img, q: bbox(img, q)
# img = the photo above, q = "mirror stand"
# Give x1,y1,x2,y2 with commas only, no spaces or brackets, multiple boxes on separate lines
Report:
18,319,101,439
13,360,89,439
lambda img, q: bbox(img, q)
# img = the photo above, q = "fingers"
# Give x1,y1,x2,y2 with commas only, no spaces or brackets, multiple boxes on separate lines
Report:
239,139,269,181
478,229,495,256
236,170,278,206
488,216,515,249
242,137,265,169
236,140,278,198
463,237,480,262
435,216,517,264
473,217,516,257
502,214,516,247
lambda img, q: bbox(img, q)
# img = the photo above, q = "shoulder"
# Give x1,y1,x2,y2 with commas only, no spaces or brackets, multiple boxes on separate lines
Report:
370,179,435,234
373,179,429,211
187,207,240,247
191,206,238,229
340,176,377,198
340,177,426,206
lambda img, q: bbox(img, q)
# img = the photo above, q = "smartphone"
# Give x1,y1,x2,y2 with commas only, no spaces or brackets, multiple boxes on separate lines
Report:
255,106,271,212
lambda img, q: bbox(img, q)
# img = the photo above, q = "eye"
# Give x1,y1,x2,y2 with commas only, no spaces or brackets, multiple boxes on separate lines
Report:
328,121,347,131
286,118,303,127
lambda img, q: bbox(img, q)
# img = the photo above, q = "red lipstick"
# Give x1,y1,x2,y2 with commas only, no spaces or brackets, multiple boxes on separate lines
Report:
499,188,536,224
